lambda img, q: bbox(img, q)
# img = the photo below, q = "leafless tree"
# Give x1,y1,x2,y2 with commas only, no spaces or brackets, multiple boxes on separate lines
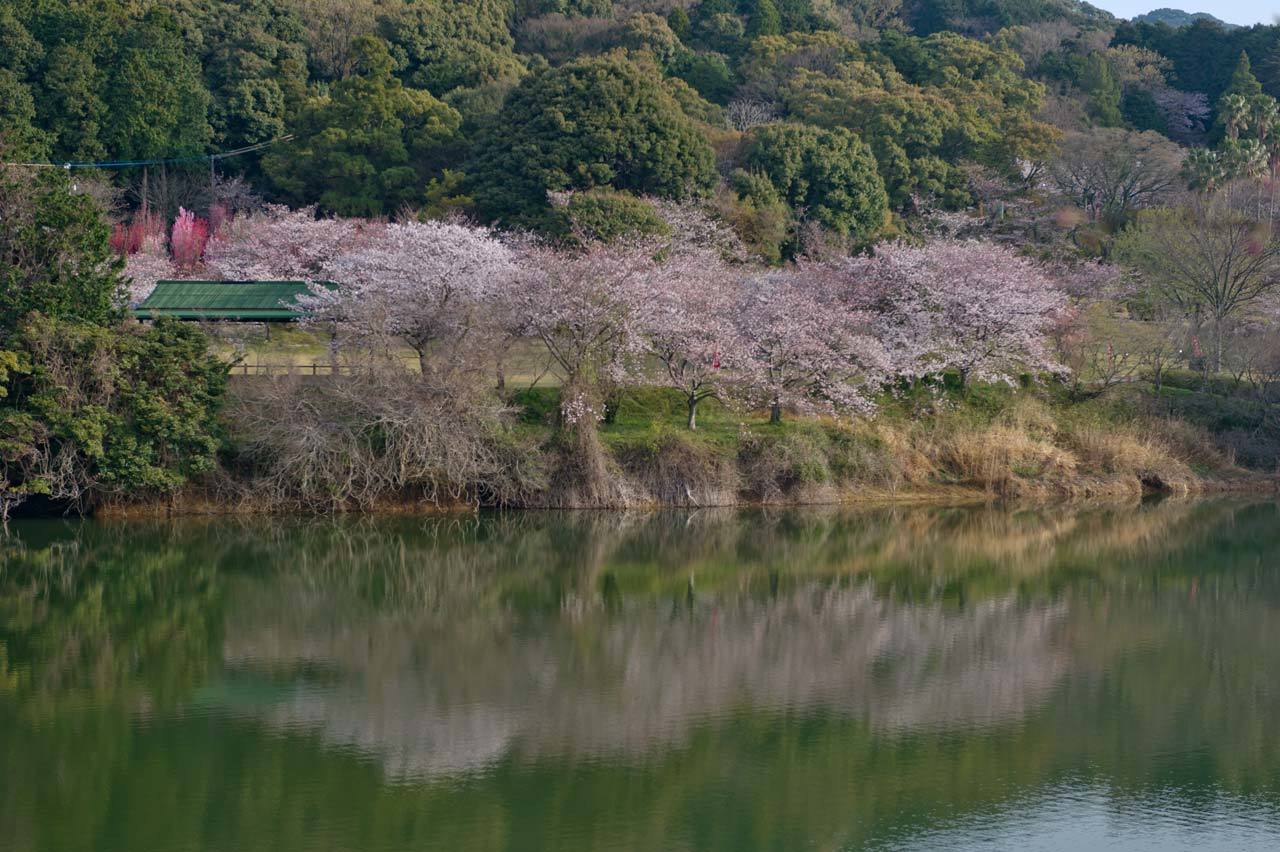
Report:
1116,183,1280,372
1048,129,1184,225
726,99,779,131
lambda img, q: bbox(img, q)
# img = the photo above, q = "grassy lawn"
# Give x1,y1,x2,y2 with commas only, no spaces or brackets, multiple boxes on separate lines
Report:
512,384,819,451
207,315,1280,473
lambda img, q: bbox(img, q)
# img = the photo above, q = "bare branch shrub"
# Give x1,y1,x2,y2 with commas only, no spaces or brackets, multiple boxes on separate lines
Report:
225,363,544,511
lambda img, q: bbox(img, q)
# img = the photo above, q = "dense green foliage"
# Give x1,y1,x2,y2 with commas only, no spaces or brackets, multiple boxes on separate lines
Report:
905,0,1113,36
380,0,524,95
0,0,1277,246
0,318,227,506
262,36,460,215
554,187,671,244
741,123,887,242
0,169,123,336
0,0,1199,243
467,53,717,227
0,168,227,514
1115,20,1280,106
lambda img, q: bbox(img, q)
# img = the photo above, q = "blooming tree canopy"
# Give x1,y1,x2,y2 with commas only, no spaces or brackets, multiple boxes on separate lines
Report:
854,241,1066,386
511,241,656,426
637,249,746,429
735,268,891,423
301,220,518,376
170,207,210,269
123,235,176,305
204,205,380,281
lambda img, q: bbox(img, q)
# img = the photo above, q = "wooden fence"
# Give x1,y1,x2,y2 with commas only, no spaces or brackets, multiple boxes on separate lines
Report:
227,362,348,376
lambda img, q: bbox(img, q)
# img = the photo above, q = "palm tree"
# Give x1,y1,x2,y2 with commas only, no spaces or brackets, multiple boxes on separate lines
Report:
1219,93,1251,141
1182,148,1225,192
1249,94,1280,174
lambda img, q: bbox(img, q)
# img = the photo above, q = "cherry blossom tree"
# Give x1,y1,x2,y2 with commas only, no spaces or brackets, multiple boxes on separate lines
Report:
123,234,177,304
638,250,747,430
735,268,891,424
204,205,380,281
300,220,518,378
851,241,1066,387
510,241,655,429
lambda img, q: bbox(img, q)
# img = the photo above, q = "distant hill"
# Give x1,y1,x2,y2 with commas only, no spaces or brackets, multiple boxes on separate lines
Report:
1132,8,1238,29
904,0,1116,36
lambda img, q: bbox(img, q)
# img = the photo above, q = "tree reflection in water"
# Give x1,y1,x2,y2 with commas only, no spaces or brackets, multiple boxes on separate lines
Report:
4,499,1280,852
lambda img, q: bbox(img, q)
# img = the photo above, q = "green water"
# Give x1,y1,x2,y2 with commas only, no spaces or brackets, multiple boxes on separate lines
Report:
4,501,1280,851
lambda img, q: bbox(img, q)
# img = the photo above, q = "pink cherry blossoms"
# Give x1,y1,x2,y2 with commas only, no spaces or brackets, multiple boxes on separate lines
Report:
510,240,654,425
638,249,746,429
301,220,518,375
185,203,1075,431
736,267,891,422
204,205,380,281
123,235,177,304
846,241,1067,387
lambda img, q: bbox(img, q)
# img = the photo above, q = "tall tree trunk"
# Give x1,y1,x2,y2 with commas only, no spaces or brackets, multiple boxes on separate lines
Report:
769,401,782,425
687,395,698,430
1214,315,1224,374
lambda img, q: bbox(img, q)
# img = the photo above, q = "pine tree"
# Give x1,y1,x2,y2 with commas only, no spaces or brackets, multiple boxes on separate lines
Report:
1260,44,1280,99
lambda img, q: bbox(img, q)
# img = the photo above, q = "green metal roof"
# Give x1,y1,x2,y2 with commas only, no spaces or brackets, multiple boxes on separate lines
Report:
132,280,332,322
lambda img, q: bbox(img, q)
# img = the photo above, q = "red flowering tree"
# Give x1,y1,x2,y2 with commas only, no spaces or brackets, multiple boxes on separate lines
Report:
169,207,209,270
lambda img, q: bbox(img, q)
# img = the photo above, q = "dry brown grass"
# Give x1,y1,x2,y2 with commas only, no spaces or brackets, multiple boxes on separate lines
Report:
1062,423,1188,478
934,426,1079,491
864,396,1235,499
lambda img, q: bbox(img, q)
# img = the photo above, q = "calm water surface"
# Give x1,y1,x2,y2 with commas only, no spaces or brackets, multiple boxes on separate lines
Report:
3,500,1280,851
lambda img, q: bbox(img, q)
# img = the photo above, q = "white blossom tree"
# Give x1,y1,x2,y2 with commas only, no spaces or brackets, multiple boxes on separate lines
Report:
735,268,891,424
301,220,518,378
204,205,381,281
851,241,1066,387
510,241,655,428
123,234,176,305
638,250,747,430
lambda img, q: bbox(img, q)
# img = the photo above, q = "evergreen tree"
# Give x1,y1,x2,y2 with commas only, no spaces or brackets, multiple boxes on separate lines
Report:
668,6,691,40
0,168,124,336
776,0,815,32
1122,89,1167,135
1223,51,1263,100
101,6,213,161
379,0,524,96
35,44,106,160
747,0,782,38
467,54,717,227
0,71,48,161
742,122,888,244
1081,52,1123,128
263,36,460,216
1260,43,1280,99
181,0,311,149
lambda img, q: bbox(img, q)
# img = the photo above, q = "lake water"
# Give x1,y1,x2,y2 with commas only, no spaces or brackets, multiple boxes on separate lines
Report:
4,500,1280,851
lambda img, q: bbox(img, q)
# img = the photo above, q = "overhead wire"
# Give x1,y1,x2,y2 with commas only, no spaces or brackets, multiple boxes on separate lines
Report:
1,135,295,170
